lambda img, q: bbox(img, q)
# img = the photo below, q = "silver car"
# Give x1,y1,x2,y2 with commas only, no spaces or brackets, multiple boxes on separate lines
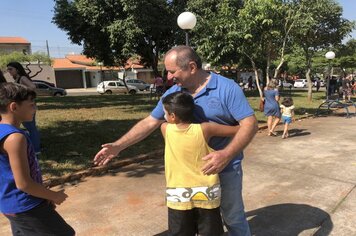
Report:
33,82,67,96
124,79,150,91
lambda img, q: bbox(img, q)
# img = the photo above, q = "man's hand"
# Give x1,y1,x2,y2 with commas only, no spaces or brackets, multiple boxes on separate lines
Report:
93,143,121,166
201,150,231,175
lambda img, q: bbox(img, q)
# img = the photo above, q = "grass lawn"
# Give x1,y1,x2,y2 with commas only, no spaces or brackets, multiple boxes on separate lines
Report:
36,89,327,178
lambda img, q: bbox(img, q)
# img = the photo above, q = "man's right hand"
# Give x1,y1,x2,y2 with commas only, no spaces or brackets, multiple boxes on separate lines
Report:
93,143,120,166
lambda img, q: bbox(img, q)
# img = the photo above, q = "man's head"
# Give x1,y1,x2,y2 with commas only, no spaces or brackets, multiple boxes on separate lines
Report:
0,83,36,121
164,46,202,87
162,91,195,123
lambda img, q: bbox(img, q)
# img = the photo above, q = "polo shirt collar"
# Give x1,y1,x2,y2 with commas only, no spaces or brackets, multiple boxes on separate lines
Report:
181,72,218,95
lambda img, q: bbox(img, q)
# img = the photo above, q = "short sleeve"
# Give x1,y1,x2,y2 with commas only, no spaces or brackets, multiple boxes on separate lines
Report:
226,82,254,121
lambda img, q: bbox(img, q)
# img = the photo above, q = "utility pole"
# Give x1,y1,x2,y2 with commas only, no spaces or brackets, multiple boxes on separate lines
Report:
46,40,50,57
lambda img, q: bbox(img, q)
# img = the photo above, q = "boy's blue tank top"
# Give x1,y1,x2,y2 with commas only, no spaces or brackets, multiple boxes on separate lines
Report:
0,124,44,214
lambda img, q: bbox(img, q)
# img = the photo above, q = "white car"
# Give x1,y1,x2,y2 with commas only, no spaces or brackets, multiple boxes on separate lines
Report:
97,81,138,95
293,79,308,88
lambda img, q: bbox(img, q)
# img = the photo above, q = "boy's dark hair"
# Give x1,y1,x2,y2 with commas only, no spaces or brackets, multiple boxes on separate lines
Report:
162,91,195,123
281,97,294,107
0,83,36,113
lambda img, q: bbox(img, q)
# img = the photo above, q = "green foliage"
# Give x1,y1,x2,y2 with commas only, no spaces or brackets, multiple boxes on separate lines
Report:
187,0,243,66
0,51,51,70
53,0,182,73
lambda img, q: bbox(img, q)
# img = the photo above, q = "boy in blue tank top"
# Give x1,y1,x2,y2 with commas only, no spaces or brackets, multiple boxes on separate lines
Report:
0,83,74,236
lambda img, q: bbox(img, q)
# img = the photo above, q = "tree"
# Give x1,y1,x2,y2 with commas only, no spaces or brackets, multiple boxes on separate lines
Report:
335,39,356,74
187,0,243,66
53,0,183,75
292,0,355,101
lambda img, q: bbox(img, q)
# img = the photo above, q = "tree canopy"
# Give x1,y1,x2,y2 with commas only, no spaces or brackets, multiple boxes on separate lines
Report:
53,0,186,74
53,0,355,96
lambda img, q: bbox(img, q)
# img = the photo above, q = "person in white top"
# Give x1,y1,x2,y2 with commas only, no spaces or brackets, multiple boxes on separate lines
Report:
280,97,295,139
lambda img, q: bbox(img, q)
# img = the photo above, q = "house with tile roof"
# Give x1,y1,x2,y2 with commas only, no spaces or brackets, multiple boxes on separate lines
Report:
52,54,157,89
0,37,31,54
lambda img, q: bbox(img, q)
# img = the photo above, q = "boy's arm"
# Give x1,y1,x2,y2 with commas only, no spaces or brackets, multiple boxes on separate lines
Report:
4,133,68,205
160,122,168,139
201,122,240,142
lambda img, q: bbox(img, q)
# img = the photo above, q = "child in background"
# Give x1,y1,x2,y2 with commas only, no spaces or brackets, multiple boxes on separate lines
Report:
280,97,295,139
0,83,74,236
161,91,240,236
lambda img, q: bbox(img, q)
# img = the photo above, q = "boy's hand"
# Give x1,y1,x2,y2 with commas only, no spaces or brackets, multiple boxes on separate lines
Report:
52,189,68,205
93,143,120,166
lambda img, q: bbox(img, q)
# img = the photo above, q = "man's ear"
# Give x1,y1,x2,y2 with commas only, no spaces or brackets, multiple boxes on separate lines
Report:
189,61,198,74
8,102,17,112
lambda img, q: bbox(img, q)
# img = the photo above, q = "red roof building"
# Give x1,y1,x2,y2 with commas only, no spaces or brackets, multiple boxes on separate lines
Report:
0,36,31,54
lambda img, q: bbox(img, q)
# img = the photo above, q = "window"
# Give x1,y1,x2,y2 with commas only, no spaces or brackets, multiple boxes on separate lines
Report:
37,83,48,89
108,82,116,86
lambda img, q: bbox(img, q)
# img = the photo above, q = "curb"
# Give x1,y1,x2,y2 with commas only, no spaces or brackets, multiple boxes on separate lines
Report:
43,114,315,188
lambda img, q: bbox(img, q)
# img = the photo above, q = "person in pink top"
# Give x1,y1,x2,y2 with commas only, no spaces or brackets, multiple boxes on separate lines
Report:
154,75,164,96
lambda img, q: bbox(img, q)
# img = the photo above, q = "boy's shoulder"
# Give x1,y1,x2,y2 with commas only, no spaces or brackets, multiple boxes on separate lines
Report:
0,124,21,139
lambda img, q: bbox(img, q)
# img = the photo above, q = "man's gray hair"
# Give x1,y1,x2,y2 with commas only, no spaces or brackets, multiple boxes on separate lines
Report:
165,46,202,70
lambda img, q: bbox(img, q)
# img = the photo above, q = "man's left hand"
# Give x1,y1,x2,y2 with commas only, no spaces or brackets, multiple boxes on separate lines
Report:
201,150,231,175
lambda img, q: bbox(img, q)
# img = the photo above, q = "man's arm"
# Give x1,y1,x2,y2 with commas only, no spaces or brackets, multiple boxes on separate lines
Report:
201,115,258,175
94,115,164,166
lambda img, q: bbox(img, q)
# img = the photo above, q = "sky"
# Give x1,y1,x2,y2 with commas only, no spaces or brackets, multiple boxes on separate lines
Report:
0,0,355,58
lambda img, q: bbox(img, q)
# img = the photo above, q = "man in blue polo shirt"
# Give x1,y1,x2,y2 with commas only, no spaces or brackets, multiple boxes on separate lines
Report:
94,45,258,236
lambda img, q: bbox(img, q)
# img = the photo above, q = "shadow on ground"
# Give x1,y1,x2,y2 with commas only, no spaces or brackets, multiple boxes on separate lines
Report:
153,203,333,236
247,203,333,236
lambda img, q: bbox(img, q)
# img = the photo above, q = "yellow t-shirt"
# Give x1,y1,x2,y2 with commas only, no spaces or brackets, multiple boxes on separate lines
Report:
280,105,295,117
164,123,220,210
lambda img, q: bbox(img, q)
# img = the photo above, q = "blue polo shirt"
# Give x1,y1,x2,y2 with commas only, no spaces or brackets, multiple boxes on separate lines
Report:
151,73,254,172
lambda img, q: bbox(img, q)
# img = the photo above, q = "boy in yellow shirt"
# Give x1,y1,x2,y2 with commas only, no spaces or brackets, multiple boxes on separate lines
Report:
161,91,239,236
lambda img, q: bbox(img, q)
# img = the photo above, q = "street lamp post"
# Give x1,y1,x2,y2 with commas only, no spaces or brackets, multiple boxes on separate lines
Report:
98,62,104,90
177,12,197,46
325,51,335,101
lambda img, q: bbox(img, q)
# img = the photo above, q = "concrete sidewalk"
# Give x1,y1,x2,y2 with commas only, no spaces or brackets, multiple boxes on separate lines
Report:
1,116,355,235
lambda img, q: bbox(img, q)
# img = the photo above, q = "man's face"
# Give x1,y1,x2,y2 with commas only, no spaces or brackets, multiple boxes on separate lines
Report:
164,53,192,87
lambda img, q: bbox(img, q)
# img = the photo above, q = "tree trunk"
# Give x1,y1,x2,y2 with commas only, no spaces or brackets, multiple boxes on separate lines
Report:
249,58,263,100
305,58,313,102
266,43,271,85
274,58,285,79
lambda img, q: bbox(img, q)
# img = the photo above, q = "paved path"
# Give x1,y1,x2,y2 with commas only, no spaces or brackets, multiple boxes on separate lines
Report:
1,116,356,235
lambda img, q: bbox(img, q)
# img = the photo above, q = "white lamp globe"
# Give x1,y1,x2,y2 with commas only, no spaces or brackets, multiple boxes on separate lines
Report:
325,51,335,60
177,12,197,30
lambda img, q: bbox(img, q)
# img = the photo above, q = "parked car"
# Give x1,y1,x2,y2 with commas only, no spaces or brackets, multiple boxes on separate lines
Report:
32,80,56,87
33,82,67,96
282,80,294,88
123,79,150,91
293,79,308,88
96,80,138,95
313,79,326,87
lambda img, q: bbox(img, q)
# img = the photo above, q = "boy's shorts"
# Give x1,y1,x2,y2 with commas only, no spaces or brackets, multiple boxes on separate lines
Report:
4,201,75,236
282,115,292,124
168,207,224,236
